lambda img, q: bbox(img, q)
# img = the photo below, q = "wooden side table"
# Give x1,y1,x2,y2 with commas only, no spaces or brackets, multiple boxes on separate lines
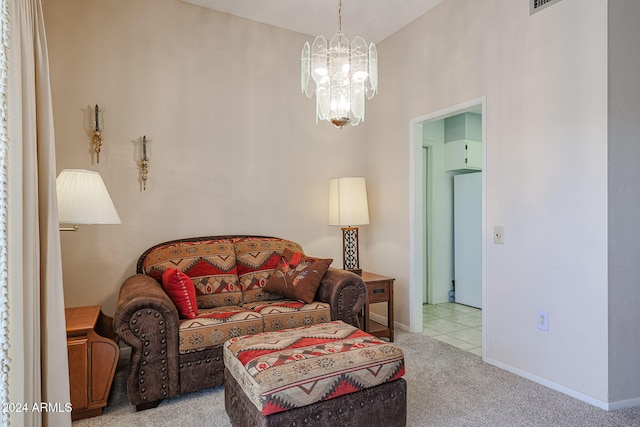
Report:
65,305,119,421
361,272,395,342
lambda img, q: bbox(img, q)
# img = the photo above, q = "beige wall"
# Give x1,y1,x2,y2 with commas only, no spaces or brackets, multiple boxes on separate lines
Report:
365,0,613,406
608,0,640,405
44,0,640,409
44,0,367,315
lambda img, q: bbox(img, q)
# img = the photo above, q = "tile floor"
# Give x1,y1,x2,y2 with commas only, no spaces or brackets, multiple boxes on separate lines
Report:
422,302,482,356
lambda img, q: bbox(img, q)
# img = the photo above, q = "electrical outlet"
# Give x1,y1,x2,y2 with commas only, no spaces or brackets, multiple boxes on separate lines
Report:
494,226,504,244
537,311,549,331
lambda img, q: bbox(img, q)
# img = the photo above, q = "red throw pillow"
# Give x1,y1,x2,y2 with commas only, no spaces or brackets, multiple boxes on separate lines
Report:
162,268,198,319
263,248,332,304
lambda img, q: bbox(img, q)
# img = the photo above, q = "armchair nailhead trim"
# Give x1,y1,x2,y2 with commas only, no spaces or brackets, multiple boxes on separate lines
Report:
130,308,170,405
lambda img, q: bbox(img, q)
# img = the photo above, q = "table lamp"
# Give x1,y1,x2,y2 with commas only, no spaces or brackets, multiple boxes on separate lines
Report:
329,177,369,274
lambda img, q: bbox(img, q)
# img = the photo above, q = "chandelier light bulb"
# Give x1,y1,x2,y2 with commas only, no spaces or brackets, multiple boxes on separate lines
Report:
300,0,378,128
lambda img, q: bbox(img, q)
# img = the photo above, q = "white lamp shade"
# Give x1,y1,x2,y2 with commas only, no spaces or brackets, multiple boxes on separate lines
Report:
328,177,370,226
56,169,121,225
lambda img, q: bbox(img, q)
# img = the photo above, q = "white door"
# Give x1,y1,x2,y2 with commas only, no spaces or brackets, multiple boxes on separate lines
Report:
453,172,482,308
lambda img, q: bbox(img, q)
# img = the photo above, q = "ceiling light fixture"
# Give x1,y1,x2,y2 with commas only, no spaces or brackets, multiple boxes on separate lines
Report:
300,0,378,128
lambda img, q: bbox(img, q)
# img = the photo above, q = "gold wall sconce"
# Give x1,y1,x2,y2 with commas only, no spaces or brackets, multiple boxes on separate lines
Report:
139,135,150,191
92,104,103,163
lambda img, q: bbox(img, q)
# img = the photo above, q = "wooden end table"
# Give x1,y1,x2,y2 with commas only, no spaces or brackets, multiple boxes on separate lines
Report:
361,271,395,342
65,305,119,421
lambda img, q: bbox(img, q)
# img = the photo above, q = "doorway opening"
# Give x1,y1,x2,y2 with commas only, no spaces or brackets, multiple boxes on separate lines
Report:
408,97,487,358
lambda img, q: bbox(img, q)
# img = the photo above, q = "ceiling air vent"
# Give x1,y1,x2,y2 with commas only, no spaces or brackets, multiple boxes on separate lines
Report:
530,0,563,15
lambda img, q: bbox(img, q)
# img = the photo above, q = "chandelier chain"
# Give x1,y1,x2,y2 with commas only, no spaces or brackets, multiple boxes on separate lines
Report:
338,0,342,33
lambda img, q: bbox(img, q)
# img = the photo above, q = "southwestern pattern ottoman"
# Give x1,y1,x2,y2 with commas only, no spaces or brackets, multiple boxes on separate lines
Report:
223,321,407,427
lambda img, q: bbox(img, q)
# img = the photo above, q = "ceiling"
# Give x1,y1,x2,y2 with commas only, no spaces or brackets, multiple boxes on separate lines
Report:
181,0,446,44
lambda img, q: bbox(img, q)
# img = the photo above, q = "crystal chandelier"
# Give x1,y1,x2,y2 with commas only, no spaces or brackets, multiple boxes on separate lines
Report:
300,0,378,128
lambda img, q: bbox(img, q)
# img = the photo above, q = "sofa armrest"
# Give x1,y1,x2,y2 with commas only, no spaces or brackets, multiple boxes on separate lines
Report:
316,268,366,328
113,274,180,407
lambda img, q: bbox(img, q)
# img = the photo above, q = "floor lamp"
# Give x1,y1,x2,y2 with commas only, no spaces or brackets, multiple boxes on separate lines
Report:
56,169,121,231
329,177,369,275
55,169,121,420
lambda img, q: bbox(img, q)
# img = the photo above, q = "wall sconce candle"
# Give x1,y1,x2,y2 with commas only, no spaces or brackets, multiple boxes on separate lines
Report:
139,135,150,191
92,104,103,163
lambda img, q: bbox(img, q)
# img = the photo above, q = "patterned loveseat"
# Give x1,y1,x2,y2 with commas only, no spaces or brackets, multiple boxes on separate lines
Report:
113,235,367,410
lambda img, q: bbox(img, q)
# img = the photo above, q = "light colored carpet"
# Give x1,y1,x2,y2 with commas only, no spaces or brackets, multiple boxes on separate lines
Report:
73,331,640,426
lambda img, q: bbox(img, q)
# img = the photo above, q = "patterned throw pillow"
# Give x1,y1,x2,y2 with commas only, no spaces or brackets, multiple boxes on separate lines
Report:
263,248,332,304
162,268,198,319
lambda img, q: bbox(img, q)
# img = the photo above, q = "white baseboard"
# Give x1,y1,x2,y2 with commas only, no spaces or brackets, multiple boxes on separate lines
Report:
368,311,386,326
369,312,410,333
378,313,640,411
395,320,410,332
484,357,640,411
607,396,640,411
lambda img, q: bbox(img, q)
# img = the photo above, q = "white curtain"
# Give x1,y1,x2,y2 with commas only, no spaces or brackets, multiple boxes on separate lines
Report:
0,0,10,425
6,0,71,426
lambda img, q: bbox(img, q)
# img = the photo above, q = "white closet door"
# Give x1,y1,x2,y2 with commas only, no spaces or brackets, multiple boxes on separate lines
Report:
453,172,482,308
